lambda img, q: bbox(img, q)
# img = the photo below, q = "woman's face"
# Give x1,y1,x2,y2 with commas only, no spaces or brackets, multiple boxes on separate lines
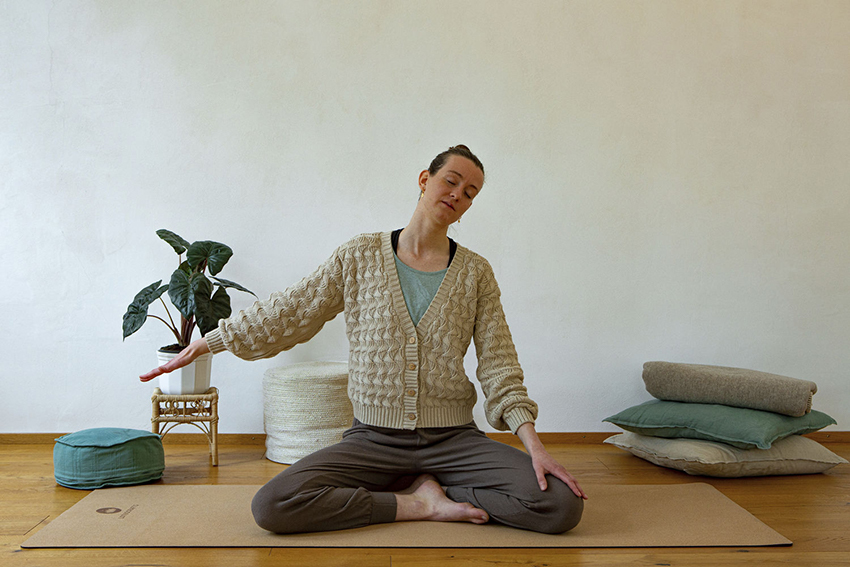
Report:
418,155,484,225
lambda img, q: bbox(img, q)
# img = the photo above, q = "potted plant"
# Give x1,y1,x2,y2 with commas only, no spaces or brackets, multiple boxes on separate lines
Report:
123,229,256,394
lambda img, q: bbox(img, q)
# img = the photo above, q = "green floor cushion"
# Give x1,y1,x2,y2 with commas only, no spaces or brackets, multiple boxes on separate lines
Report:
603,399,836,450
54,428,165,489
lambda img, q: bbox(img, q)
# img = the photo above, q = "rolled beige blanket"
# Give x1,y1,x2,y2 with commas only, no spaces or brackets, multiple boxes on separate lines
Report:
643,361,817,417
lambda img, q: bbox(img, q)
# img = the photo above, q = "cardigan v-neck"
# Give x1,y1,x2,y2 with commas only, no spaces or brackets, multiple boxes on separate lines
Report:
389,229,457,327
393,257,447,326
381,231,465,333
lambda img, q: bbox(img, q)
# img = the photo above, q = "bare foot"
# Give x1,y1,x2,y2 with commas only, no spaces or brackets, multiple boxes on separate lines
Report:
394,474,489,524
396,473,434,495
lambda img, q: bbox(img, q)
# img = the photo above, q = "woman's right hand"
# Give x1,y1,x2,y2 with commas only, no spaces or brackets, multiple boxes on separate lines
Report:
139,337,211,382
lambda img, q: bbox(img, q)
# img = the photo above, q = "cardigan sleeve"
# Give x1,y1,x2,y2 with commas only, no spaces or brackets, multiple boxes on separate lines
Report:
204,245,346,361
472,260,539,433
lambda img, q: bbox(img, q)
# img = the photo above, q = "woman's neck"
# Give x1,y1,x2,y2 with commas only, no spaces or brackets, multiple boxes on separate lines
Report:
396,216,451,271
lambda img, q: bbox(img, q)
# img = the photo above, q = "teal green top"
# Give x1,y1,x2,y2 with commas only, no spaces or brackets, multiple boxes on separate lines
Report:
394,254,447,326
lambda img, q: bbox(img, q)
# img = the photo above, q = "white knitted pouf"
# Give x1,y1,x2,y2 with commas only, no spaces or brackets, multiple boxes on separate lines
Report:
262,361,352,464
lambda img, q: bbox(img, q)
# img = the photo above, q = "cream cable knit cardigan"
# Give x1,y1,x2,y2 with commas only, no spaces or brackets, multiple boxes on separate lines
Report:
204,231,538,434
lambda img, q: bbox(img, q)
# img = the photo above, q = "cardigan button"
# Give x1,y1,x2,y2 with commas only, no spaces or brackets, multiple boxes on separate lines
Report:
408,336,416,344
407,413,416,420
408,363,417,370
407,389,416,396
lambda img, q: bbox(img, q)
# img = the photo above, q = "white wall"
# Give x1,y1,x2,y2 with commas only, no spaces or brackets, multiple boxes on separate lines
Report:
2,0,848,434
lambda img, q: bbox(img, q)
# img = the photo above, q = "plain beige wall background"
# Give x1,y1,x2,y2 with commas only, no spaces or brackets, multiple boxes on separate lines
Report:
2,0,848,433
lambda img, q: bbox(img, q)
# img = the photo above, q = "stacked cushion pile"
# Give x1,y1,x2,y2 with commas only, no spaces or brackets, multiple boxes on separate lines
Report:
603,362,847,477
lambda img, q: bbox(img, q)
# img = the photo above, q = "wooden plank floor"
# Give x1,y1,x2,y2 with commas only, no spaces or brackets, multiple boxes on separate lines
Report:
2,436,849,567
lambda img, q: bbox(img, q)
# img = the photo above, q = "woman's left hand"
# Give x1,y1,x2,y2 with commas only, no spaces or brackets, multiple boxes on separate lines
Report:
517,422,588,500
528,445,588,499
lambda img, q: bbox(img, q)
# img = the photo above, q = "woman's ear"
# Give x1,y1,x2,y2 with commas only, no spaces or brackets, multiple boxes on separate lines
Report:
418,169,429,192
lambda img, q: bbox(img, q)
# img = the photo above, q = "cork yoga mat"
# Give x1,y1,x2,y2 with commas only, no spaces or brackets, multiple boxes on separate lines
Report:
22,483,791,548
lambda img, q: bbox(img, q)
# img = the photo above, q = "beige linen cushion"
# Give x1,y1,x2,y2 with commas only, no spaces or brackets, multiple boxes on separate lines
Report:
604,431,848,478
643,361,817,417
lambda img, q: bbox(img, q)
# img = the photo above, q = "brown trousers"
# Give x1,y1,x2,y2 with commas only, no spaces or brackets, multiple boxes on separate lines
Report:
252,419,584,535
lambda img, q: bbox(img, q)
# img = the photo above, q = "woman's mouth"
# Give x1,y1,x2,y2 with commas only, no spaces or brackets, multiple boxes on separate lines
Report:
441,201,455,211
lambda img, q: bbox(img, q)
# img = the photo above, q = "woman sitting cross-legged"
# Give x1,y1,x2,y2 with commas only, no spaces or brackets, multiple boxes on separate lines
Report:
141,145,587,535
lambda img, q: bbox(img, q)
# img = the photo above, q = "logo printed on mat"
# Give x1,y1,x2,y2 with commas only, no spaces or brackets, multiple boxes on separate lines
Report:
119,504,138,519
96,507,121,514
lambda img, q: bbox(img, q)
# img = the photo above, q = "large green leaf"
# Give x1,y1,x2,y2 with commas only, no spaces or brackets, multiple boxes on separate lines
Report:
186,241,233,276
189,272,213,316
122,280,168,339
167,270,194,320
197,286,231,335
170,268,216,323
156,229,191,255
212,276,257,297
210,286,232,320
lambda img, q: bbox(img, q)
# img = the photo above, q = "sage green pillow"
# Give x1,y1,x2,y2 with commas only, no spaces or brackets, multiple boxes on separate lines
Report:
54,428,165,489
603,400,837,450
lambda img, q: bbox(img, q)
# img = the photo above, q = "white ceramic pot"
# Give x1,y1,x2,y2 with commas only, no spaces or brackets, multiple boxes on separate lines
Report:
156,350,213,395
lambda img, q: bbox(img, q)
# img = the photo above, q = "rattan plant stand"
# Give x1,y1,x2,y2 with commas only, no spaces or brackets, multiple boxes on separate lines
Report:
151,387,219,466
